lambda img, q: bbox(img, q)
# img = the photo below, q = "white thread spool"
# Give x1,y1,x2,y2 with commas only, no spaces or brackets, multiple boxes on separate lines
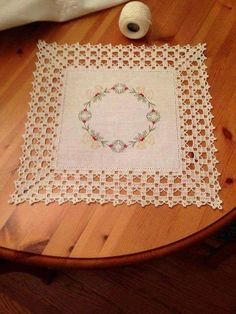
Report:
119,1,152,39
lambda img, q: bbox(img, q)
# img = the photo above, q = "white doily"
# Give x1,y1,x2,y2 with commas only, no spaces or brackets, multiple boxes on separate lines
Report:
10,41,222,209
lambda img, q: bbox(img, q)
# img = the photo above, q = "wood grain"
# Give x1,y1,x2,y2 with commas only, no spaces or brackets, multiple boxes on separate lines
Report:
0,0,236,267
0,248,235,314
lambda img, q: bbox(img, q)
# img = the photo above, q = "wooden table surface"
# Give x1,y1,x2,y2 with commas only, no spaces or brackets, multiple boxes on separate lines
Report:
0,0,236,268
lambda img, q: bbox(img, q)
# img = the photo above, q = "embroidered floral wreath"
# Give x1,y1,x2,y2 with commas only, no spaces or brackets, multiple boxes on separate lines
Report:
78,83,161,153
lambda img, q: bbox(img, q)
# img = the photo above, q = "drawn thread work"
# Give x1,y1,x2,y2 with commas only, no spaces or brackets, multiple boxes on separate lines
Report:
10,41,222,209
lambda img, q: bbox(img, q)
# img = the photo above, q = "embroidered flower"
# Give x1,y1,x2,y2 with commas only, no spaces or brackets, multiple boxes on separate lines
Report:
82,124,108,147
94,88,109,102
136,131,148,142
112,83,128,94
146,110,160,124
82,133,101,150
136,87,153,100
86,85,103,100
135,134,155,150
109,140,127,153
78,109,92,123
89,129,103,142
129,88,155,107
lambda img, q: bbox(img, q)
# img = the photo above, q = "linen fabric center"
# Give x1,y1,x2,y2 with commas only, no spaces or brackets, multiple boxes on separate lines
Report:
10,41,222,209
56,69,180,171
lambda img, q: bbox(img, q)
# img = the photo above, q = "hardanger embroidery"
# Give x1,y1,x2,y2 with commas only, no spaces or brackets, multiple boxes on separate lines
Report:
78,83,160,153
10,41,222,209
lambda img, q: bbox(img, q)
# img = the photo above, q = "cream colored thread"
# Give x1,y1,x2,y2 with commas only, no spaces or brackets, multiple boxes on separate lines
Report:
119,1,152,39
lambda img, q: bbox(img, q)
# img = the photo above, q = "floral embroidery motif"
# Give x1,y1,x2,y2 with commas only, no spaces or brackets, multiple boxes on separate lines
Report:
136,87,153,100
110,140,127,153
81,133,101,150
78,84,161,153
146,110,160,123
78,109,92,122
135,133,155,150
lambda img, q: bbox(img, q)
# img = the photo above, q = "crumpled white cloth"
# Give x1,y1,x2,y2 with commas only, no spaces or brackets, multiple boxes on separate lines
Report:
0,0,128,31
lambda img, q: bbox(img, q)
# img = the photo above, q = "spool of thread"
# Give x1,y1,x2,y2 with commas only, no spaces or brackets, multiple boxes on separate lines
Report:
118,1,152,39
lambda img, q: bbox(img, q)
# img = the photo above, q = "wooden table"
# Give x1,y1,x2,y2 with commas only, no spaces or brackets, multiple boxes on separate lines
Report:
0,0,236,268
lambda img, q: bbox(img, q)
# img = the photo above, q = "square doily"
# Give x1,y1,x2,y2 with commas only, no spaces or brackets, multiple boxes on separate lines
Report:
10,41,222,208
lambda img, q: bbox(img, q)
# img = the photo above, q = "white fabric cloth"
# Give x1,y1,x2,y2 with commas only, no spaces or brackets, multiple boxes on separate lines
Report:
0,0,128,31
10,41,222,209
57,68,180,172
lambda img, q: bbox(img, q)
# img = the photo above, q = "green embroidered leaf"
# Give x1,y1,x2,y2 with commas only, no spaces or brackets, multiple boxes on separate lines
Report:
84,101,91,107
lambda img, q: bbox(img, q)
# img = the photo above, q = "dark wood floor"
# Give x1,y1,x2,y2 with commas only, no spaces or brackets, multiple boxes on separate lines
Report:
0,242,235,314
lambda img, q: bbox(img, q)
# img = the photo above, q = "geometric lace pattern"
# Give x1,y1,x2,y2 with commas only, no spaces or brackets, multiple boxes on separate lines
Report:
10,41,222,209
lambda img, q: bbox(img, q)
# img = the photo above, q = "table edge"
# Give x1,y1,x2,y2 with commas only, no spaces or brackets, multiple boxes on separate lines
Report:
0,207,235,268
